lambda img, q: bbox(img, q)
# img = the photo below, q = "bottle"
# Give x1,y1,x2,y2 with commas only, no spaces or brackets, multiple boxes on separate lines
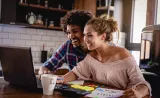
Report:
41,44,47,63
45,0,48,7
49,21,54,27
99,0,101,7
45,18,48,26
20,0,23,3
58,4,61,9
48,48,53,58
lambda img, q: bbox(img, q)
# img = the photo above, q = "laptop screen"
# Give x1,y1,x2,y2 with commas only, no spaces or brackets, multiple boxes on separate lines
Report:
0,45,38,88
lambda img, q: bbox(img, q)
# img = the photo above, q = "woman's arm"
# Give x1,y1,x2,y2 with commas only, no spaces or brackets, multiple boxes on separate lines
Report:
57,71,78,83
63,71,78,83
119,49,151,97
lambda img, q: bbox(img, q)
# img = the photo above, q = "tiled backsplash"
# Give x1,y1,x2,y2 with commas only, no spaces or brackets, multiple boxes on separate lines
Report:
0,25,68,63
0,25,126,63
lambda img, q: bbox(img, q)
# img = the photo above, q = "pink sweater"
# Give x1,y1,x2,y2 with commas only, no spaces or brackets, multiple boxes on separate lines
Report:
72,54,151,91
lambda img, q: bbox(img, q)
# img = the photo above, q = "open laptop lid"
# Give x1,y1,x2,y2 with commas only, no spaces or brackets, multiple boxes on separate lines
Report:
0,45,38,89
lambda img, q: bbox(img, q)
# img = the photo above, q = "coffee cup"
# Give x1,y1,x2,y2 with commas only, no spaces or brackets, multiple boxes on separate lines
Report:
41,74,57,95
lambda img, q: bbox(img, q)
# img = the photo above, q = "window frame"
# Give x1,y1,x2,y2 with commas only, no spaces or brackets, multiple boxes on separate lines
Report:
126,0,157,51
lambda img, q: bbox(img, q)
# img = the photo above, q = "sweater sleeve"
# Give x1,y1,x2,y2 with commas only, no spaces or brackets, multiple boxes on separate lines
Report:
124,57,152,96
72,55,91,80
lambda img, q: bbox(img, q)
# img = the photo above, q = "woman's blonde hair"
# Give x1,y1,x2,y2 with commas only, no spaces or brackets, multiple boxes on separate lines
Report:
86,17,119,42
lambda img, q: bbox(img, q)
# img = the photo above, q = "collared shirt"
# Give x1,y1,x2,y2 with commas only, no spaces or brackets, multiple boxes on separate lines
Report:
43,40,87,71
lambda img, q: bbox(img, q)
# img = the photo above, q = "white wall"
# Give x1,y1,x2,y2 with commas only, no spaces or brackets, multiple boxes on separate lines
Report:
112,32,126,47
0,25,68,63
0,25,126,63
114,0,123,31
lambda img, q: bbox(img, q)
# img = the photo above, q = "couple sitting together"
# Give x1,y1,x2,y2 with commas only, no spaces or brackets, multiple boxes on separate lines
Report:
39,10,151,98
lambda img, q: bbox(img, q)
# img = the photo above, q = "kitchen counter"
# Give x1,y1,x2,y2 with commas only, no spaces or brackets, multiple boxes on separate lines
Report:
0,63,69,70
0,63,69,76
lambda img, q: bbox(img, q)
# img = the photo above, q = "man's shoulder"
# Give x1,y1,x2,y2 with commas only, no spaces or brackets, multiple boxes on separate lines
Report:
59,40,72,48
62,40,72,45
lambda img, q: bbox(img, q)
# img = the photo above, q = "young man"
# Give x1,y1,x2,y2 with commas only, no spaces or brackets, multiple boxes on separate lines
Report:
38,10,93,75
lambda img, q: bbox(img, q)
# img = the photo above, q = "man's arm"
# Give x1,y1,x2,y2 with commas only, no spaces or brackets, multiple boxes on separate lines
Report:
38,41,69,75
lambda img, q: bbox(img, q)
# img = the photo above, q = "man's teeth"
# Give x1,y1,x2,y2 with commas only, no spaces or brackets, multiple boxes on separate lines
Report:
72,39,78,42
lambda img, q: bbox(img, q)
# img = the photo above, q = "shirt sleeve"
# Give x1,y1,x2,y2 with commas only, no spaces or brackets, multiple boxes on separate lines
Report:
124,57,152,95
72,55,91,80
43,41,68,71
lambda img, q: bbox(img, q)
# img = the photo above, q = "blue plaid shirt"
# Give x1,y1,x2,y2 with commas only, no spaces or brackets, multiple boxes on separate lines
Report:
43,40,87,71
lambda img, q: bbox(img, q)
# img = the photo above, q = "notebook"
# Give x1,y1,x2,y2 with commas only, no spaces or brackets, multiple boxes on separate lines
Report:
0,45,42,90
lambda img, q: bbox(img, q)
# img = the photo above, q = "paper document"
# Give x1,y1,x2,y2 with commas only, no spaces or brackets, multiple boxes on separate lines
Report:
85,87,124,98
67,80,84,85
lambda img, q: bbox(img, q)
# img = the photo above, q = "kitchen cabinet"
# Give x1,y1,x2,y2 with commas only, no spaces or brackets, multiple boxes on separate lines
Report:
74,0,97,17
96,0,115,17
0,0,74,30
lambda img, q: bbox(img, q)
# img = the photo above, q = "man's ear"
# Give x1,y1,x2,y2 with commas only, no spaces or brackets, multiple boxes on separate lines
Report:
101,33,106,41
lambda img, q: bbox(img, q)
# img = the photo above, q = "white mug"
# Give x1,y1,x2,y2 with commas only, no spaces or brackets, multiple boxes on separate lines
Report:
41,74,57,95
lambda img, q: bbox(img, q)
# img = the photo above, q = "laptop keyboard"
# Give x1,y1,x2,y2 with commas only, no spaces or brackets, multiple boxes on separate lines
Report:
54,84,91,96
36,76,42,88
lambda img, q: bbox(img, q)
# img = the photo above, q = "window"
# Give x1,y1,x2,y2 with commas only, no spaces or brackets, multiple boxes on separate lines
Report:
129,0,147,64
131,51,140,65
156,0,160,24
131,0,147,43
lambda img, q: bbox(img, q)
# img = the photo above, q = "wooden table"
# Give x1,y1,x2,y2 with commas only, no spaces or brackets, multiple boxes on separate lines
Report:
0,77,118,98
0,77,151,98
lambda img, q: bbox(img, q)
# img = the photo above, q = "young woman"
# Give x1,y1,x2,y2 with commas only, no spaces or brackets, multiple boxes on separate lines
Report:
57,18,151,98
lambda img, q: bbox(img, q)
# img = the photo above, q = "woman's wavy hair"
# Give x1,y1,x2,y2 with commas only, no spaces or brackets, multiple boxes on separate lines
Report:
86,17,119,42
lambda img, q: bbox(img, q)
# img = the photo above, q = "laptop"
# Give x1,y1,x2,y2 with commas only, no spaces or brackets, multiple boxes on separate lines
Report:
0,45,91,96
0,45,42,90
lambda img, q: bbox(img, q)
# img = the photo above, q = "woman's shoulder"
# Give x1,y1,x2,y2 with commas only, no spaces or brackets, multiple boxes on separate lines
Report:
113,46,132,60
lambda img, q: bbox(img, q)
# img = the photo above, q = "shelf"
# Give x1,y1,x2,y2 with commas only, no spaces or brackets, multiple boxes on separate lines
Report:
2,0,73,31
97,6,115,11
18,3,28,6
48,7,68,12
30,24,47,28
30,25,62,30
29,4,48,10
48,26,62,30
22,4,69,12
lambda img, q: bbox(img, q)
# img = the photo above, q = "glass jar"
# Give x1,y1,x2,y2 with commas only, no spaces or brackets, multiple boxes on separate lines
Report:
35,14,43,25
49,21,54,27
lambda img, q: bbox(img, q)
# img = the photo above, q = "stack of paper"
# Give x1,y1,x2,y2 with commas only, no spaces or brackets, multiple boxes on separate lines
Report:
85,87,124,98
67,80,84,85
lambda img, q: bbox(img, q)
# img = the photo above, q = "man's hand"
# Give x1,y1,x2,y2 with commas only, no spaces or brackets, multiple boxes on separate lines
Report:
38,66,52,75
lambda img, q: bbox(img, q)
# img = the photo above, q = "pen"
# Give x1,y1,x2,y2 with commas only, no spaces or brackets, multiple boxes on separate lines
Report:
57,77,64,80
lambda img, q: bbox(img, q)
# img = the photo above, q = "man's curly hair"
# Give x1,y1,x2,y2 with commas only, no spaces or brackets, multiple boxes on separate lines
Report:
60,10,93,33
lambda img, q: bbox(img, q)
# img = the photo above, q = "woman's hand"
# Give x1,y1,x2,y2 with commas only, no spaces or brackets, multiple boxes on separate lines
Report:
56,77,65,84
56,71,78,84
122,88,142,98
122,84,149,98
